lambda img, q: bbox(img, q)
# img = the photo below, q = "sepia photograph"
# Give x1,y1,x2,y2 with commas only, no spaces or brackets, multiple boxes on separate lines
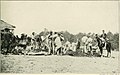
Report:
0,1,119,74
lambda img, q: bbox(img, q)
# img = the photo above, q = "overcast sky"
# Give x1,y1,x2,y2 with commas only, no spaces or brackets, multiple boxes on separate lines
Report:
1,1,119,35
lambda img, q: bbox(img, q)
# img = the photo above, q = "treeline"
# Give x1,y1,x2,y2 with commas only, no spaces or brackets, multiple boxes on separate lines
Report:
39,31,119,51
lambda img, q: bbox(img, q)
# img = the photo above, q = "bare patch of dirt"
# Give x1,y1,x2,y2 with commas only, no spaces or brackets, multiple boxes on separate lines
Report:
1,51,119,74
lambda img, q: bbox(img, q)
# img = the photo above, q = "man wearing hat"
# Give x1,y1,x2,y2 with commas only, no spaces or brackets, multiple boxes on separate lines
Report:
101,30,107,40
101,30,108,43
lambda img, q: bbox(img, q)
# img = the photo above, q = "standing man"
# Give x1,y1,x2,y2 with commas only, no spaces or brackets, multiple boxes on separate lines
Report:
81,35,88,54
54,33,64,55
86,33,93,55
31,32,36,51
48,31,54,55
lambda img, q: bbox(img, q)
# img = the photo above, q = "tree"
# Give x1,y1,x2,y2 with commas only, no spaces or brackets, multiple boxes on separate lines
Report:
75,32,84,41
112,33,119,51
107,31,114,40
106,32,119,51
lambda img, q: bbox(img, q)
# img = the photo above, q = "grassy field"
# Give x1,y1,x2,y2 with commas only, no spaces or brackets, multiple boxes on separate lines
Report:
1,51,119,74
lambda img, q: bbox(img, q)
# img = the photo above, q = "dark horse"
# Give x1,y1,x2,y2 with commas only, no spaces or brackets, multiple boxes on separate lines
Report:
106,40,112,57
96,34,111,57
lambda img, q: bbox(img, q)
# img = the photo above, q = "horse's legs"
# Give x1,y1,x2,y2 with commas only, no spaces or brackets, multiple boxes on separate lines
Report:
52,43,55,55
83,45,87,54
109,49,112,57
52,42,56,55
107,52,111,57
46,44,51,55
55,47,58,55
57,48,60,55
90,46,93,56
99,47,103,57
60,47,63,55
107,50,111,57
58,47,62,55
61,47,64,55
63,48,65,54
48,42,52,55
107,52,109,57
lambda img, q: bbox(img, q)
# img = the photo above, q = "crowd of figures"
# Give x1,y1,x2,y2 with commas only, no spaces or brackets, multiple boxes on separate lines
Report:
1,29,112,57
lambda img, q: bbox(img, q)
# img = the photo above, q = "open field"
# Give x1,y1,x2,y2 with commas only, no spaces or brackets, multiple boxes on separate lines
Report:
1,51,120,74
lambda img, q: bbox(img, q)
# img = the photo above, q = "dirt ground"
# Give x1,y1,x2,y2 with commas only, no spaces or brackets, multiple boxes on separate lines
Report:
1,51,120,74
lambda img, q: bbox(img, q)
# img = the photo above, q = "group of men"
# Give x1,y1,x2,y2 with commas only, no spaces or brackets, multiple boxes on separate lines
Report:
26,31,65,55
81,30,111,57
1,28,111,56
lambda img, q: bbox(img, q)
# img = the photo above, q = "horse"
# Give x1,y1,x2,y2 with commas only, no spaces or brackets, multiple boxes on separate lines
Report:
95,35,106,57
96,37,112,57
88,33,112,57
106,39,112,57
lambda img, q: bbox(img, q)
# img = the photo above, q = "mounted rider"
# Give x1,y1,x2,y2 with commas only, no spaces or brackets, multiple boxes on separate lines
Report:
100,30,108,49
101,30,107,40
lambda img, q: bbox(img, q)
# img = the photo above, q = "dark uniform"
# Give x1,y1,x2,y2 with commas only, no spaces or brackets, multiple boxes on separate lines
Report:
101,30,107,41
101,33,107,40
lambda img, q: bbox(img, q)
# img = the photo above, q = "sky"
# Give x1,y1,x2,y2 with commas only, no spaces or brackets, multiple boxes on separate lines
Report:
1,1,119,35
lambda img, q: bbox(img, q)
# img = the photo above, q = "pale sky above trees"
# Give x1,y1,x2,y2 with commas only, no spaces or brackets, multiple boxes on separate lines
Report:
1,1,119,35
